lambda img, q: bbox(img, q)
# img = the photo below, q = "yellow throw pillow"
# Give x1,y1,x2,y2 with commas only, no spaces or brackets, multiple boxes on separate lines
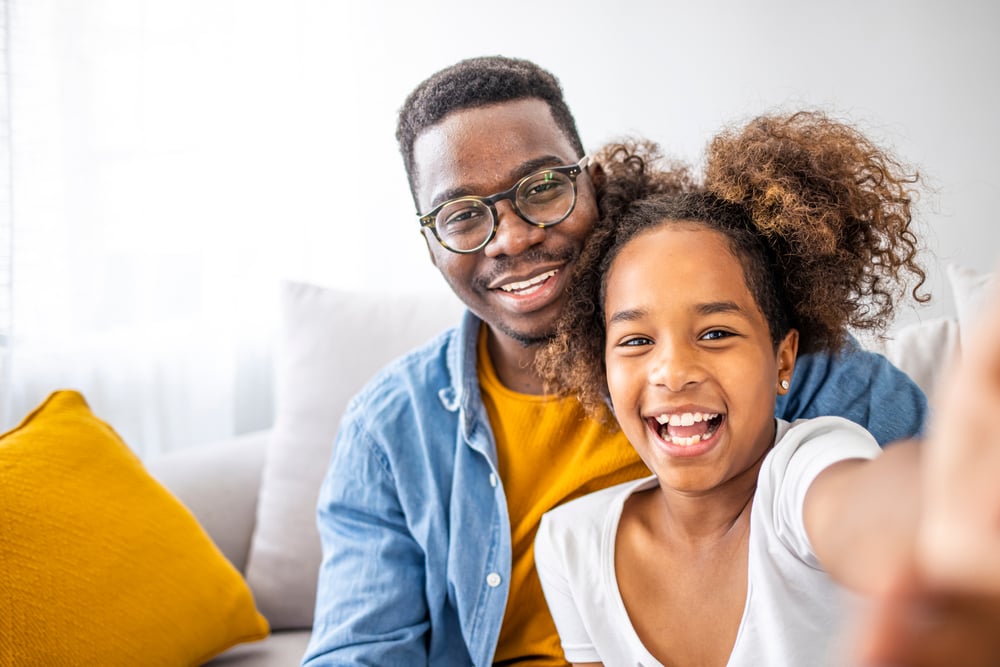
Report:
0,390,269,666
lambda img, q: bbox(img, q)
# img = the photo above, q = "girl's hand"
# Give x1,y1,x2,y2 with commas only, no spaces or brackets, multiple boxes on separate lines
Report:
855,568,1000,667
919,272,1000,593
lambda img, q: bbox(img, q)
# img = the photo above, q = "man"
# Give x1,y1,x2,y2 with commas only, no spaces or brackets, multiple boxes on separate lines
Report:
301,56,926,666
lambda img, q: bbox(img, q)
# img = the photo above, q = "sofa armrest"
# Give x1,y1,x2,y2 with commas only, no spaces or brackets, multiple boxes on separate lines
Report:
146,430,270,573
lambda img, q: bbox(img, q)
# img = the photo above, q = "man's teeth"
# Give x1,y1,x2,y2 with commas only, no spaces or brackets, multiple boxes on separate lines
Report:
654,412,718,426
499,270,556,293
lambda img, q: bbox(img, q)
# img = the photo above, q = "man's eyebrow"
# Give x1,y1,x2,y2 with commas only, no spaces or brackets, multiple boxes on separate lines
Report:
429,155,567,209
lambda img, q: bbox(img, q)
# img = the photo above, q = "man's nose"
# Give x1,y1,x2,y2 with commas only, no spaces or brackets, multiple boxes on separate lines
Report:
482,199,547,258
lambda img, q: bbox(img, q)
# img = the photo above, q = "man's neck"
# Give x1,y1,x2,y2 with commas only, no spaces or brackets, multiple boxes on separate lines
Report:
484,327,547,395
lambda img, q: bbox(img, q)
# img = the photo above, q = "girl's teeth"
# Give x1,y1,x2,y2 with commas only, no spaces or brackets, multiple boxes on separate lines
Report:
654,412,717,425
667,434,701,447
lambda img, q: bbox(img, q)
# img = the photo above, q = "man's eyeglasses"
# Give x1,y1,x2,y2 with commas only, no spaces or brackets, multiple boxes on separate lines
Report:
418,156,590,254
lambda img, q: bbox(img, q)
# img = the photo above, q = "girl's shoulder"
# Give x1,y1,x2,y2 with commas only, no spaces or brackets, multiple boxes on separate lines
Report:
539,476,658,548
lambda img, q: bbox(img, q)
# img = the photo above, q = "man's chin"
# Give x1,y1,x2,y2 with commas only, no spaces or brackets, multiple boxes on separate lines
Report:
494,321,555,348
513,333,553,348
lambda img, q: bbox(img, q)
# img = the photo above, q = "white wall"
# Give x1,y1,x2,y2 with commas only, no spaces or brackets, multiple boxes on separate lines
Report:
24,0,999,321
289,0,999,324
6,0,998,448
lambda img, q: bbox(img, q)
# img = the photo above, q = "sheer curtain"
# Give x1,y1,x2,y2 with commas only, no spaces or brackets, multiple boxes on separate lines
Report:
1,0,452,457
3,1,285,456
0,1,10,429
3,1,323,456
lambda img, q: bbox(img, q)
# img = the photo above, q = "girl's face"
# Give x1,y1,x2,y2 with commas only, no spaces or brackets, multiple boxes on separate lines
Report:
603,222,797,495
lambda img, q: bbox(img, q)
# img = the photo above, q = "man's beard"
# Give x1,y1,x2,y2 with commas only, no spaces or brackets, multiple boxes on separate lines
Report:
494,321,554,348
474,245,578,348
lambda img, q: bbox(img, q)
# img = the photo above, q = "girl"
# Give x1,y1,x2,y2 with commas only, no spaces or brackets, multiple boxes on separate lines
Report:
533,111,934,666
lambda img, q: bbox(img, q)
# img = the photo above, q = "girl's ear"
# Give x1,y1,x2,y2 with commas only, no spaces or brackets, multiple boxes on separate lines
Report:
776,329,799,395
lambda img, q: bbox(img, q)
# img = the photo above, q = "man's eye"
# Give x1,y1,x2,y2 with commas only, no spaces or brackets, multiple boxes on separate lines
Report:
521,175,569,201
445,210,479,223
441,206,486,230
525,181,559,196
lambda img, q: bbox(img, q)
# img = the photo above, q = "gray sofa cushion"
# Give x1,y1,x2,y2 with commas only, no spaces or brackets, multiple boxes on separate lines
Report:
205,630,311,666
243,282,464,630
147,430,268,573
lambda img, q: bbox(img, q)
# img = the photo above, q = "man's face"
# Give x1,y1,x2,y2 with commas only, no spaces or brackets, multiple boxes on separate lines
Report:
412,98,598,347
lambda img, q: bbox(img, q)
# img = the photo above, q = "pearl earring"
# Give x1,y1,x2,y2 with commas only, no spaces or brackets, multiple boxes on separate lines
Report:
780,379,790,390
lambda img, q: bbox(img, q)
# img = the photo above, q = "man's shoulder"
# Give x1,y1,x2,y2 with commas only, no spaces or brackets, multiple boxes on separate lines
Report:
794,337,910,389
780,337,928,444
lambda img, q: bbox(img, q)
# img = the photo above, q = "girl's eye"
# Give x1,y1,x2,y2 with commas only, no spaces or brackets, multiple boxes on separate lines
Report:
619,336,653,347
701,329,733,341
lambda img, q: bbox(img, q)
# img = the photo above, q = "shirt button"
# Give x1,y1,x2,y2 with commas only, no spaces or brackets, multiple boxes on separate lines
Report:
489,473,497,487
486,572,502,588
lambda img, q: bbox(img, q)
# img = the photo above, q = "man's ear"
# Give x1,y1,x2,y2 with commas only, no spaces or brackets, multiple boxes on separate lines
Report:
777,329,799,395
421,230,438,268
589,161,606,193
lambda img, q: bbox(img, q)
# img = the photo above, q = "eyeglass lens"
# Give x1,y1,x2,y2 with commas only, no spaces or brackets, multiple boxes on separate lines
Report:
435,169,576,251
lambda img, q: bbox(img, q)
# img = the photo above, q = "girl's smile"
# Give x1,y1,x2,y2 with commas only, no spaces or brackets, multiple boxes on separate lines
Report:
646,409,727,457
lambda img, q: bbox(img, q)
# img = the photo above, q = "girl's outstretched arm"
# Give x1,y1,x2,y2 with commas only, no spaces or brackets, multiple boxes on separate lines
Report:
919,272,1000,592
803,269,1000,597
805,265,1000,666
801,436,921,594
855,274,1000,667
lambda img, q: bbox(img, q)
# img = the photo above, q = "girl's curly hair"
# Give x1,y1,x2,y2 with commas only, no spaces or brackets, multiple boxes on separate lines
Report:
538,111,929,423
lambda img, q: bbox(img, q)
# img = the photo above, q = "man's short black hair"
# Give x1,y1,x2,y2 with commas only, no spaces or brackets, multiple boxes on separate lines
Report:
396,55,585,208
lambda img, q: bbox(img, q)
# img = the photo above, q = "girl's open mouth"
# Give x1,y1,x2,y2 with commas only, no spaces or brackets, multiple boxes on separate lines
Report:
649,411,725,447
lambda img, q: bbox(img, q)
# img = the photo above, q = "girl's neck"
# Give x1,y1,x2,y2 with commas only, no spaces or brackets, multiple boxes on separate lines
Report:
648,454,765,547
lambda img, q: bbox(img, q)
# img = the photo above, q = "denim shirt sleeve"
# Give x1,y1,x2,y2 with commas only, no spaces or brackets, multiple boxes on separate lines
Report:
774,335,929,446
302,399,430,666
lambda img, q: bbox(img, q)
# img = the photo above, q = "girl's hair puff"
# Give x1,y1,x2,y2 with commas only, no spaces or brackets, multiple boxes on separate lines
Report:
706,111,928,348
539,111,929,423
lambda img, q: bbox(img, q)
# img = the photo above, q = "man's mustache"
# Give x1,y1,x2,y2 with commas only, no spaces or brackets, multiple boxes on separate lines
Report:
475,246,579,290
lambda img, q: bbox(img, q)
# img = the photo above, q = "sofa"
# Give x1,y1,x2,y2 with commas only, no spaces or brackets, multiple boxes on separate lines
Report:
148,283,466,666
144,264,990,666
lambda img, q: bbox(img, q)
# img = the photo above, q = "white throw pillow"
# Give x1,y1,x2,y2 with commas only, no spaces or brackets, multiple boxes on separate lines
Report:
244,281,464,629
881,316,960,400
947,263,996,352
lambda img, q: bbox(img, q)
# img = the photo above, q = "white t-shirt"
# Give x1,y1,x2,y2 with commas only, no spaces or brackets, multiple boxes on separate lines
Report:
534,416,882,667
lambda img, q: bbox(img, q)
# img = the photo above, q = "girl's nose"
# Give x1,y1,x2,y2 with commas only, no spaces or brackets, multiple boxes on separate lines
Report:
647,341,705,392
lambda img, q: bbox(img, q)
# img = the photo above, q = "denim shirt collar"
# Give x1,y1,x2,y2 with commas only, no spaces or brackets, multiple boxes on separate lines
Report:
443,309,500,465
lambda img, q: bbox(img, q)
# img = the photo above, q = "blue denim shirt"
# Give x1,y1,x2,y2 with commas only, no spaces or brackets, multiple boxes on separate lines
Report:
302,311,927,667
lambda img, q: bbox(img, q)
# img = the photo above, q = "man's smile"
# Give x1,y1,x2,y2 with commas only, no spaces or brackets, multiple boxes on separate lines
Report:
487,265,568,315
496,269,558,294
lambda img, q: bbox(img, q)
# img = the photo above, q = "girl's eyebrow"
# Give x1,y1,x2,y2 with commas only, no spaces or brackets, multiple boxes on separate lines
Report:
607,307,647,325
607,300,747,325
697,300,745,316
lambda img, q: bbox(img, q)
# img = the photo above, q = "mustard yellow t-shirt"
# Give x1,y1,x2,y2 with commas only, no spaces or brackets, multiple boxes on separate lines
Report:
478,328,650,666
